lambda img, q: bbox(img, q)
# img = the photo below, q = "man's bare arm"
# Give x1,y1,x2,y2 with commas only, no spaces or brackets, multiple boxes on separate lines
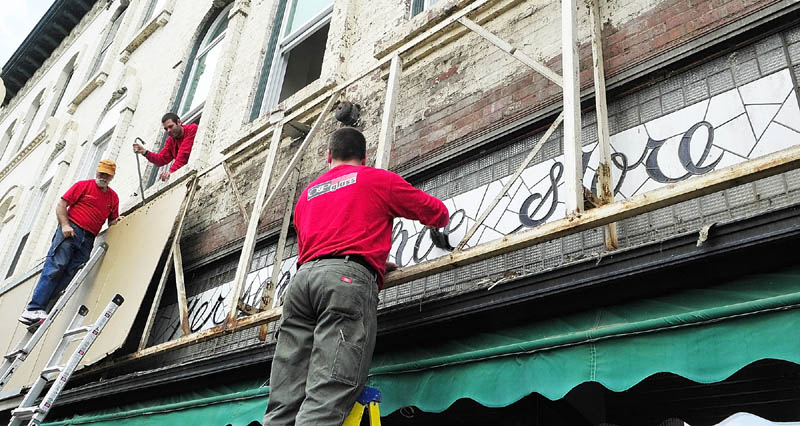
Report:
56,199,75,238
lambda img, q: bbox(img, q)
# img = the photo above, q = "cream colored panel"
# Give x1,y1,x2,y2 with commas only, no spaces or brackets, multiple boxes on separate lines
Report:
0,275,38,363
3,178,191,389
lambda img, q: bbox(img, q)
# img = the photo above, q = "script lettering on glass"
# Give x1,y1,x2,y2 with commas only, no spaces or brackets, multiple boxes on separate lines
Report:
390,69,800,268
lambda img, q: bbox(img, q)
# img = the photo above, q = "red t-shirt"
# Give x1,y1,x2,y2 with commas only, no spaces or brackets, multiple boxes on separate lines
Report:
294,165,449,288
62,180,119,235
145,123,198,173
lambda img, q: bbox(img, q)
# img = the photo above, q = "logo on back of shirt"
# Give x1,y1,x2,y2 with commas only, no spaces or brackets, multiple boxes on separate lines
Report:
307,172,358,200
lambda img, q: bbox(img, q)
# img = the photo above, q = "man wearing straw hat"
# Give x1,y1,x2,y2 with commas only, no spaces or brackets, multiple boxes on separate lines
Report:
18,160,122,325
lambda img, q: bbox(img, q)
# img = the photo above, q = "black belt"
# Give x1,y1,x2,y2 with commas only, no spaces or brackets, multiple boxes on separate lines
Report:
315,254,375,275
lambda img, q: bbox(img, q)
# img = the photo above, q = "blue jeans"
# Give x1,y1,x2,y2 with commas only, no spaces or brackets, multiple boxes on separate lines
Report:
27,222,94,311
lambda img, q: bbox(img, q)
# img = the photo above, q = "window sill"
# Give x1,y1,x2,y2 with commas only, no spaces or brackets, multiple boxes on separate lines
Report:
0,261,44,296
223,78,333,156
120,9,171,63
278,78,333,119
68,71,108,113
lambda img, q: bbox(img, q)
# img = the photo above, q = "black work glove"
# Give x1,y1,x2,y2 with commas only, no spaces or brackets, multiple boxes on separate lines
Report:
428,227,453,251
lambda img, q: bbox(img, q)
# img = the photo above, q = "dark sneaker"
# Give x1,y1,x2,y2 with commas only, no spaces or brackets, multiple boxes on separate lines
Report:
18,310,47,325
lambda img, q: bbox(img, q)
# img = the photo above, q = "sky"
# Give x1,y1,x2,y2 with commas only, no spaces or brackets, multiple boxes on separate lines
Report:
0,0,56,68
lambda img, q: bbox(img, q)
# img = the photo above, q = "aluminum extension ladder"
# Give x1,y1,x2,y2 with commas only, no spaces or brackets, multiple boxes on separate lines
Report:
0,243,107,391
343,386,382,426
8,294,124,426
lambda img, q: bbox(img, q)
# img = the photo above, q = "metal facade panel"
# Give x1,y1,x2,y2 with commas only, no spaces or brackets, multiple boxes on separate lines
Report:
0,275,37,364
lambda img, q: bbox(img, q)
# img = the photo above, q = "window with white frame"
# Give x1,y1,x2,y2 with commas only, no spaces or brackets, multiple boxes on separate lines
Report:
0,191,15,248
83,97,124,178
140,0,167,26
0,120,16,163
87,4,128,79
411,0,440,17
14,91,45,153
48,55,78,118
5,179,50,278
260,0,332,110
176,4,232,121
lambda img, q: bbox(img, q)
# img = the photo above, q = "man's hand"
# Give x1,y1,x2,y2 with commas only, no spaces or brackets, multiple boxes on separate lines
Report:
385,261,399,272
428,227,453,250
62,224,75,238
159,170,170,182
110,216,123,226
132,143,147,155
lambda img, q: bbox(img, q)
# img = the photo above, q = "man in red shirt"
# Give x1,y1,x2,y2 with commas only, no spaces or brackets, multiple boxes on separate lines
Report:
262,128,449,425
132,112,197,182
18,160,121,325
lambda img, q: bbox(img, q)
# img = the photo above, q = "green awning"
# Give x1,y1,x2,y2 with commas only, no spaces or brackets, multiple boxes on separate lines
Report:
41,266,800,422
42,385,269,426
366,266,800,414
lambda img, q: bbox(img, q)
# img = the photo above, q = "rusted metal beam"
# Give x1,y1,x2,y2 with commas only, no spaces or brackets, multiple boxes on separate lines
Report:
259,93,340,213
457,17,562,87
562,0,583,214
222,160,248,223
226,119,284,325
385,144,800,287
456,112,564,251
588,0,618,250
375,54,402,170
138,177,198,350
257,169,298,340
172,240,190,336
127,307,284,361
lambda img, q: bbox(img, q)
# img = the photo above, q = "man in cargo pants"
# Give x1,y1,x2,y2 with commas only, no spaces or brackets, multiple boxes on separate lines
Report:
262,127,449,425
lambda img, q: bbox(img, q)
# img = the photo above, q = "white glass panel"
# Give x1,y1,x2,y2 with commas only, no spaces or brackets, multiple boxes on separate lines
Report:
286,0,332,35
141,0,167,25
96,98,126,139
86,136,111,179
182,43,222,115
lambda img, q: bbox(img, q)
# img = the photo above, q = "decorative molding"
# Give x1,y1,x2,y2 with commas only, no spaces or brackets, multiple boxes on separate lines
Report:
0,117,59,180
230,0,250,18
67,71,108,113
2,211,16,224
108,86,128,107
119,9,172,63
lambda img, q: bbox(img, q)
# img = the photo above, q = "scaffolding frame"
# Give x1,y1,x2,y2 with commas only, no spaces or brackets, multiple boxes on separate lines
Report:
125,0,800,362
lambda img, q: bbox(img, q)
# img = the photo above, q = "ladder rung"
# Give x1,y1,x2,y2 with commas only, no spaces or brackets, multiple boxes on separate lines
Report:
64,326,91,337
41,365,63,376
4,349,27,359
11,406,41,418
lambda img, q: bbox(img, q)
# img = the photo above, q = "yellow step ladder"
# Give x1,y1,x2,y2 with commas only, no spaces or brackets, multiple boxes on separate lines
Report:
343,386,382,426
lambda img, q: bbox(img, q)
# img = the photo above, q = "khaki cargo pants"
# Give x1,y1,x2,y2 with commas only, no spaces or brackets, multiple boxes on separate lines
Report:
263,257,378,426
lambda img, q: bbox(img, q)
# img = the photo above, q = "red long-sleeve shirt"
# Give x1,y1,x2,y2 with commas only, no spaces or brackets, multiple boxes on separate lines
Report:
145,123,198,173
294,165,449,288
